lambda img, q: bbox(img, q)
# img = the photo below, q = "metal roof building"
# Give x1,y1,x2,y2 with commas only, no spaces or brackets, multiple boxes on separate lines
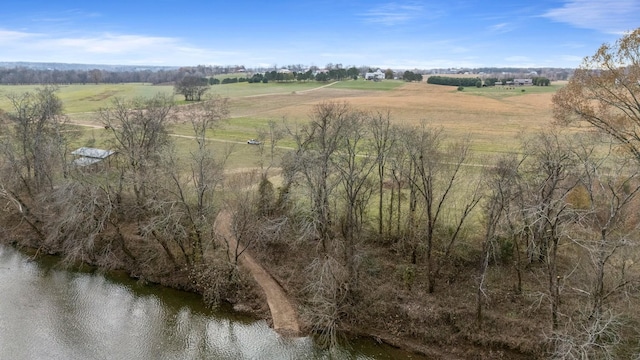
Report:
71,147,115,167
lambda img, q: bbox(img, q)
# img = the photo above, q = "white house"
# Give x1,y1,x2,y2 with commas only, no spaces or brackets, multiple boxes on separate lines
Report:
365,69,385,81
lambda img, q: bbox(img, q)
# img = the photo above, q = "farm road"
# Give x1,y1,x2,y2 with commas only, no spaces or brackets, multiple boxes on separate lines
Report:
214,209,301,336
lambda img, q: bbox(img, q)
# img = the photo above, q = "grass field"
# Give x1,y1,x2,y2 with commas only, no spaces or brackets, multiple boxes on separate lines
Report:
0,80,566,164
0,83,177,113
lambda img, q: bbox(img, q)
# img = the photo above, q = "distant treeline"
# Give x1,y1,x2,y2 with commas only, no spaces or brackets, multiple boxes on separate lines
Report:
0,65,361,85
0,67,182,85
427,76,482,87
427,76,551,87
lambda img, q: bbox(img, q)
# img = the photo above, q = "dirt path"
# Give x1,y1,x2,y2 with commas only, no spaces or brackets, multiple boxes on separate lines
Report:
214,210,301,336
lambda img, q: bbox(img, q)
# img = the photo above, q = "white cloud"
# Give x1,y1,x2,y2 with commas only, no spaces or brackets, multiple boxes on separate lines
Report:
360,2,426,26
0,29,40,43
560,54,586,64
488,22,515,34
0,29,241,65
505,56,532,62
543,0,640,34
50,34,178,54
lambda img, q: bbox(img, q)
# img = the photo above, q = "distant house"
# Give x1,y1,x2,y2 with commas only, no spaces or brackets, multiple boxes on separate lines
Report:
365,70,385,81
312,69,329,76
71,147,116,167
513,78,533,86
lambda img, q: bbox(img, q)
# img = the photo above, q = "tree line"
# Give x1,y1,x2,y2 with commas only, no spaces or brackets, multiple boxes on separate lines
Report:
427,75,482,87
428,75,550,87
0,65,362,86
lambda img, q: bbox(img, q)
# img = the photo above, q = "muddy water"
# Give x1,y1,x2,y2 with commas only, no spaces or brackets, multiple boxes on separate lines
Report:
0,245,424,360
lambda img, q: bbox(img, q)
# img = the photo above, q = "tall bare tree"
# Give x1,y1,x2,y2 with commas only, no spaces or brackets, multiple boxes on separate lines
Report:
288,101,353,252
547,134,640,358
0,86,70,242
2,86,68,194
516,130,580,331
142,95,230,267
333,110,376,281
553,28,640,162
406,124,482,293
99,94,174,208
369,110,396,236
476,154,520,327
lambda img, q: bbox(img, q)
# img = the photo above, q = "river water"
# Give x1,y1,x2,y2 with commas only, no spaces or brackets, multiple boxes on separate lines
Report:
0,245,423,360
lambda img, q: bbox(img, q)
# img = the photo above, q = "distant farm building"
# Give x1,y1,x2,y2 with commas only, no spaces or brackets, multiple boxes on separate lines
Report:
513,79,533,86
365,70,385,81
71,147,116,167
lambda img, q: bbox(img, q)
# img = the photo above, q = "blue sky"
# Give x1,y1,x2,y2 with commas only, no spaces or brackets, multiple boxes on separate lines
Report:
0,0,638,69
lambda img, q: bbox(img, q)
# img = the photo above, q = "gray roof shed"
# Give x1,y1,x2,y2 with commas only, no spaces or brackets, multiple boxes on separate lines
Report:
71,147,115,167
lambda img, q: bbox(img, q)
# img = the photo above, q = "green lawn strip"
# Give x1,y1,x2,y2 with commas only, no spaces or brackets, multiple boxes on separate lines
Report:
207,82,326,98
329,79,406,91
458,84,564,99
0,83,177,114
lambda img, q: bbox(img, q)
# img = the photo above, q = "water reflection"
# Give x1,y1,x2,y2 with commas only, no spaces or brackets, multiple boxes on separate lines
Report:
0,245,420,360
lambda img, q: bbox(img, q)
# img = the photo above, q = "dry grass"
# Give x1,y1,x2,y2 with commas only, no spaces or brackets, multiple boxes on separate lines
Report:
3,81,564,167
223,82,559,155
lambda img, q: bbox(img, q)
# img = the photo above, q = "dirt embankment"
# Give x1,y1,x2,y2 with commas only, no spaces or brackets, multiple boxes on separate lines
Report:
213,210,300,336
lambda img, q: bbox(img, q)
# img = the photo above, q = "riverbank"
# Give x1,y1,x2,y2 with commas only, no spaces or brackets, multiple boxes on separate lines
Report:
3,200,548,360
3,244,422,359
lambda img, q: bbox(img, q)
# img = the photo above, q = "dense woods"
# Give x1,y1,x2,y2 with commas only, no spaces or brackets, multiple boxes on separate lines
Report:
1,29,639,359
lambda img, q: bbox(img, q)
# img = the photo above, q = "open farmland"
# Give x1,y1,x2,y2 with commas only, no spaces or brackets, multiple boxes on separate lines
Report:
216,80,563,154
0,80,564,156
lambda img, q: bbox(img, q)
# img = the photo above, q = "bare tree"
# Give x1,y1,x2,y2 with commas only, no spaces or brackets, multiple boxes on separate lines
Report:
369,110,396,236
2,86,69,194
549,309,623,360
332,110,376,281
287,101,353,252
553,28,640,162
302,254,351,350
405,124,482,293
476,154,519,327
255,119,286,173
545,134,640,357
99,94,174,208
511,130,581,331
141,95,230,266
174,75,210,101
0,86,71,243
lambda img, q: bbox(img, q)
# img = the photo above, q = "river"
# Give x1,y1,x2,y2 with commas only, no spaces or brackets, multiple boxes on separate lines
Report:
0,245,424,360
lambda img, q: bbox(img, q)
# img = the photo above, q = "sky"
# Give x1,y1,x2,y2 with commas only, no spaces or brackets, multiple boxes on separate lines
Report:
0,0,638,69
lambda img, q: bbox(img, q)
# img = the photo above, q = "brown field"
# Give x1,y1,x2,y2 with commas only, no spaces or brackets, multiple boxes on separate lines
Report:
222,82,559,154
1,81,563,165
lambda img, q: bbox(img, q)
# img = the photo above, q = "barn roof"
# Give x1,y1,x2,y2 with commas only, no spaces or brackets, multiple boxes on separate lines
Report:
71,147,115,167
71,147,115,159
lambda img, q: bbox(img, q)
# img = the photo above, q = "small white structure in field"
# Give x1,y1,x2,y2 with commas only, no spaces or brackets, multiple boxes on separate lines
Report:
71,147,116,167
365,70,385,81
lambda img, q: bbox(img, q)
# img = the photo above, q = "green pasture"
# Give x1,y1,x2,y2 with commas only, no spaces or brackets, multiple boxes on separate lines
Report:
207,81,327,98
67,122,268,170
0,82,334,114
0,83,176,113
0,80,567,168
459,83,564,100
329,79,406,91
